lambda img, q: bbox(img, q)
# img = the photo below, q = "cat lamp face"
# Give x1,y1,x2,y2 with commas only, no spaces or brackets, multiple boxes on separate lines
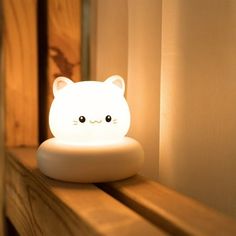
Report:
49,75,131,145
37,75,144,183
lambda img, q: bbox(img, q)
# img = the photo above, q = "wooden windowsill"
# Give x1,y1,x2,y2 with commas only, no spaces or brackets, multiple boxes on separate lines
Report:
5,148,236,236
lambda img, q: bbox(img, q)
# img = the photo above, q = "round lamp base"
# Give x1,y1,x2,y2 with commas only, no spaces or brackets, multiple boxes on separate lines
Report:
37,137,144,183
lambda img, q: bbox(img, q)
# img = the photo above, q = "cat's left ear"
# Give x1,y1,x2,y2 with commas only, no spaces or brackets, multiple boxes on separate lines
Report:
53,76,74,97
105,75,125,95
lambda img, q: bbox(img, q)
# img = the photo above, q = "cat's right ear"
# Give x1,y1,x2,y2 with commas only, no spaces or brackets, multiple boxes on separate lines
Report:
53,77,73,97
105,75,125,95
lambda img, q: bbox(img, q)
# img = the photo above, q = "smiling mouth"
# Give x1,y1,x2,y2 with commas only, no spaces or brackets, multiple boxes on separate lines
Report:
89,120,102,124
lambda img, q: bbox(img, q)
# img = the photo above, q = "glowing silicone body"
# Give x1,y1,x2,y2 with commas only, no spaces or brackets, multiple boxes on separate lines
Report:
49,76,130,144
37,76,144,183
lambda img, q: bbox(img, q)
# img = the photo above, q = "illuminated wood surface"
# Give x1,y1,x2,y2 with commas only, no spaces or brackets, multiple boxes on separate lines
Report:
98,176,236,235
6,148,236,236
2,0,38,146
45,0,82,138
6,148,165,236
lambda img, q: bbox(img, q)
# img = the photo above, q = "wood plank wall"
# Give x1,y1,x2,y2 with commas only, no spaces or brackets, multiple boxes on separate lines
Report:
0,1,5,235
1,1,82,234
1,0,82,145
2,0,38,147
45,0,82,138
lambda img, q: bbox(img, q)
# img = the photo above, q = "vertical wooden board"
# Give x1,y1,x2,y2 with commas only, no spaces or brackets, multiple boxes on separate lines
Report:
159,0,236,218
3,0,38,146
90,0,128,82
126,0,162,180
46,0,82,138
0,2,5,235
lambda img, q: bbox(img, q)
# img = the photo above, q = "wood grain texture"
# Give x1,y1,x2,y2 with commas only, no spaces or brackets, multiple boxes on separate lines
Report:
45,0,82,138
6,148,166,236
2,0,38,146
98,175,236,236
0,2,6,235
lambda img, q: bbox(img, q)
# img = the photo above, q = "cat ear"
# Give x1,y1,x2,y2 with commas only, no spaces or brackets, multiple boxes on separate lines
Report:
53,76,73,97
105,75,125,95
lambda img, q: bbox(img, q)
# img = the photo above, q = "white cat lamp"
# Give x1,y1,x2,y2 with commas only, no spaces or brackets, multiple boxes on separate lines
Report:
37,75,144,183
